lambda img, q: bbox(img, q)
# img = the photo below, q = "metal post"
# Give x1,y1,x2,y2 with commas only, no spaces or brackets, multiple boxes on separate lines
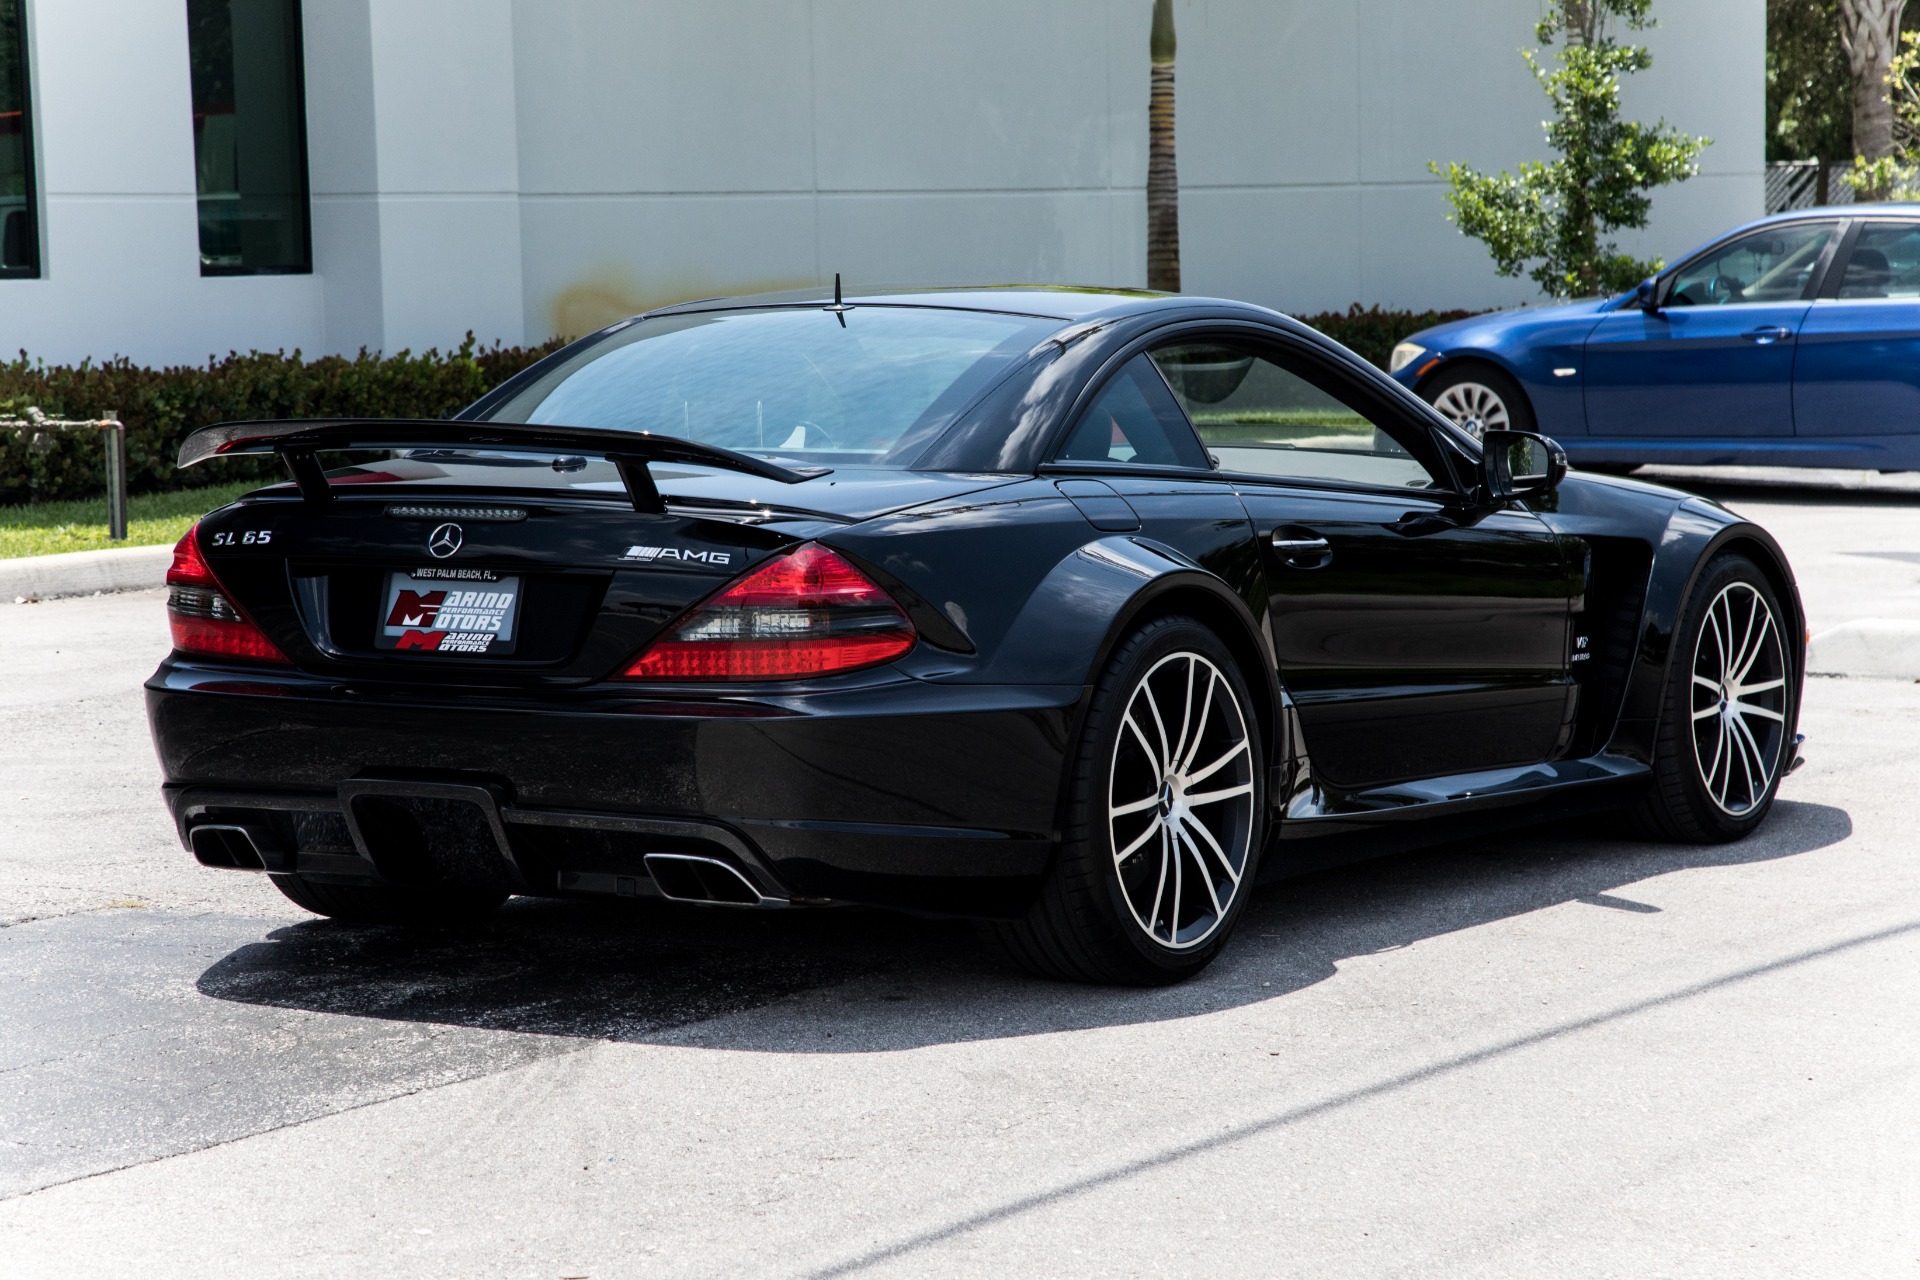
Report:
101,410,128,541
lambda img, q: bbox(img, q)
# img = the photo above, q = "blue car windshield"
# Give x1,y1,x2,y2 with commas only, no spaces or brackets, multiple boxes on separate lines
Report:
483,305,1060,467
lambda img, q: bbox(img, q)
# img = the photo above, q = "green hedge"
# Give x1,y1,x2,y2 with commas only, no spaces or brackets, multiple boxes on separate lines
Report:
0,306,1475,506
1300,304,1480,371
0,335,565,505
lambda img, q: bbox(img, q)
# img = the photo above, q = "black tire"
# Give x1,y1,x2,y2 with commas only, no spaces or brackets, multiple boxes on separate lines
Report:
1420,362,1537,438
268,874,508,926
1630,554,1795,843
983,615,1266,984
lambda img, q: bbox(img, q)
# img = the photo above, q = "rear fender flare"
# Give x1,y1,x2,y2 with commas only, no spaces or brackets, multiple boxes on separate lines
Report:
981,534,1288,803
1613,503,1806,761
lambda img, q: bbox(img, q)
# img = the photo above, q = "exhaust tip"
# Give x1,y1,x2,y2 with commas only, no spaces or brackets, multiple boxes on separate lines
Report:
643,853,786,908
188,823,272,872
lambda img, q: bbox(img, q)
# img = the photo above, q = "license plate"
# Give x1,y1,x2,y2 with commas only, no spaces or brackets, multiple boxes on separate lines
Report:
376,568,522,655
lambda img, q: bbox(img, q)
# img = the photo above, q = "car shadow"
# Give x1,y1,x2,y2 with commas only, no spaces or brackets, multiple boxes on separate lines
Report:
195,799,1853,1050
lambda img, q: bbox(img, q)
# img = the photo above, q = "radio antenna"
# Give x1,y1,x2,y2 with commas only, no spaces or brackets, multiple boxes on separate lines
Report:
825,271,853,326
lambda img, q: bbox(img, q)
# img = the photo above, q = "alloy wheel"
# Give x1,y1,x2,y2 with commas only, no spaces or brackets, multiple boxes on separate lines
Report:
1430,381,1510,439
1108,652,1256,949
1689,581,1788,815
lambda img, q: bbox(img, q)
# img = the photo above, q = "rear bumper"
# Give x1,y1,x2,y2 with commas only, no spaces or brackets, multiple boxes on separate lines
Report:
147,659,1082,915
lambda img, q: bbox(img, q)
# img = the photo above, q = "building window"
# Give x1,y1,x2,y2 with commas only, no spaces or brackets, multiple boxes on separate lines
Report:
0,0,38,278
188,0,310,274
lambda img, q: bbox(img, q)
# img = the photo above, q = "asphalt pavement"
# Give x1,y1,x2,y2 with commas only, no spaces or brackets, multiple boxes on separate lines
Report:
1,470,1915,1278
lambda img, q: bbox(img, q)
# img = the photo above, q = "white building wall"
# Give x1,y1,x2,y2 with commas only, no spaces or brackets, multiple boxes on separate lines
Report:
0,0,1764,365
8,0,323,366
1179,0,1767,313
510,0,1145,342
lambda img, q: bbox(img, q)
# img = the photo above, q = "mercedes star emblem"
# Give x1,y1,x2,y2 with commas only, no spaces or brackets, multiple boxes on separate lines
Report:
427,523,464,559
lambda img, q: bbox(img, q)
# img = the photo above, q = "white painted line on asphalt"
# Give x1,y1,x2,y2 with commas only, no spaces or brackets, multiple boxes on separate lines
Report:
805,918,1920,1280
1808,618,1920,680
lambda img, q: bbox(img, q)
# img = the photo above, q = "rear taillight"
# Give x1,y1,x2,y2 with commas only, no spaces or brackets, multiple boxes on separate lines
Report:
166,523,289,664
619,543,915,680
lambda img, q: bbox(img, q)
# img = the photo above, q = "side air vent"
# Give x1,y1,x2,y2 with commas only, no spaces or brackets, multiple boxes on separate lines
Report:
386,504,528,522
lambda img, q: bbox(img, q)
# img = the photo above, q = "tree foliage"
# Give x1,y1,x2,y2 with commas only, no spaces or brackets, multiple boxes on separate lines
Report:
1431,0,1709,298
1768,0,1853,174
1846,27,1920,194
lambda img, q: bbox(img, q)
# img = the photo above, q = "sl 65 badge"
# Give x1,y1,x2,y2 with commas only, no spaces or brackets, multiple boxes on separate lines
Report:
208,530,272,547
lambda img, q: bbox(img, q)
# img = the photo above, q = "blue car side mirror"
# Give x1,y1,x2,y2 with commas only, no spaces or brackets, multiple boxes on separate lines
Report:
1633,277,1660,311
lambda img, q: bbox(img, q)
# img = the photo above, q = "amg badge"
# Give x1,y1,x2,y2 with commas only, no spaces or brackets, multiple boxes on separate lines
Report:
621,545,733,565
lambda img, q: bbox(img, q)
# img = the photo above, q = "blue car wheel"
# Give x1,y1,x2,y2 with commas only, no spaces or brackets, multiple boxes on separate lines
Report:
1419,363,1535,440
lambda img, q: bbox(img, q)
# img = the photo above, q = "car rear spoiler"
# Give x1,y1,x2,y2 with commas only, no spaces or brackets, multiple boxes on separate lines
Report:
176,418,828,514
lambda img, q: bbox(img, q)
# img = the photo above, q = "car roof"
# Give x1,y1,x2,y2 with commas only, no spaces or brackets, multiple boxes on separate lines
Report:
1644,205,1920,279
641,284,1189,324
1777,202,1920,219
1719,204,1920,240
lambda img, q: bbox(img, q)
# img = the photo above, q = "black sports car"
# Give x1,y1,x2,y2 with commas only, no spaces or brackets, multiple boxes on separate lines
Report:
148,286,1806,984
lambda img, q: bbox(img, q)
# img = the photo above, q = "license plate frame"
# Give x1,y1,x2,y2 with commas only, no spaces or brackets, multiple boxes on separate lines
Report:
375,568,523,656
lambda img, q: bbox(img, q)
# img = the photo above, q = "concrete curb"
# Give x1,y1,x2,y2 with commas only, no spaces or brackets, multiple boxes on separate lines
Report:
1,544,172,602
1808,618,1920,680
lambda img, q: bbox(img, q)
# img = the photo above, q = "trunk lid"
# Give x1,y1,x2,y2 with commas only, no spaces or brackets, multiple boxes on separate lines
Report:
194,457,1010,686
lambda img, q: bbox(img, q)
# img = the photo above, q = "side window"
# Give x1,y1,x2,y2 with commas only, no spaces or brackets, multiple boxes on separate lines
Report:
1149,341,1439,491
1664,221,1836,307
1835,222,1920,299
1057,354,1210,468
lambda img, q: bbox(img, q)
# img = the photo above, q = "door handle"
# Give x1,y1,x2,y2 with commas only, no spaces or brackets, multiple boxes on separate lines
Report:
1270,528,1332,568
1742,326,1794,344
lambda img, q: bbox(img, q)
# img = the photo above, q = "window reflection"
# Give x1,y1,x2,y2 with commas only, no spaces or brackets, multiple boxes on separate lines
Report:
1152,343,1437,490
1663,221,1835,307
188,0,310,274
1836,223,1920,299
1,0,37,278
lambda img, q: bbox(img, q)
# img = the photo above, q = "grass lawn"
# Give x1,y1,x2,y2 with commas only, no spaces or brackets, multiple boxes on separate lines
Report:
0,481,261,559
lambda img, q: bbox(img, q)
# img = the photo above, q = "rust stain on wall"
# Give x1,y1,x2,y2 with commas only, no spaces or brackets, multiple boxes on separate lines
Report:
547,272,819,340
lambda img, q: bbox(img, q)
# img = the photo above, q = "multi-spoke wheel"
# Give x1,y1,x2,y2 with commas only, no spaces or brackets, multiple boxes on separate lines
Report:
1108,652,1255,950
1420,364,1535,441
1633,555,1797,842
983,615,1266,984
1689,582,1788,816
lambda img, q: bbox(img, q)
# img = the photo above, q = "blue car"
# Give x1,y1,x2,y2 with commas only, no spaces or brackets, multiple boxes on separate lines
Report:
1390,206,1920,472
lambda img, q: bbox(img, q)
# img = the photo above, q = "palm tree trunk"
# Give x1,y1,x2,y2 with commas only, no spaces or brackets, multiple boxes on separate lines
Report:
1839,0,1903,171
1147,0,1179,292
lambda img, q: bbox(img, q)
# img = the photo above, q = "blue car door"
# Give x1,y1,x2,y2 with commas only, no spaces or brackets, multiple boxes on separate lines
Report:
1582,219,1841,439
1793,219,1920,438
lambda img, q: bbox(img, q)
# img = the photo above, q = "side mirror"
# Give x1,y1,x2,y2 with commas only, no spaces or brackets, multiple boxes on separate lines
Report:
1482,429,1568,501
1633,276,1660,311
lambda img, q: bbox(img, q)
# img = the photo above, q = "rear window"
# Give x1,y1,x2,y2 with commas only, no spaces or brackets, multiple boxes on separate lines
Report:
484,305,1060,468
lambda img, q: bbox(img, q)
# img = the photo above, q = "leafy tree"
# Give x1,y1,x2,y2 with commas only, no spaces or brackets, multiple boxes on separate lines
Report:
1768,0,1852,201
1146,0,1179,292
1431,0,1710,298
1846,27,1920,194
